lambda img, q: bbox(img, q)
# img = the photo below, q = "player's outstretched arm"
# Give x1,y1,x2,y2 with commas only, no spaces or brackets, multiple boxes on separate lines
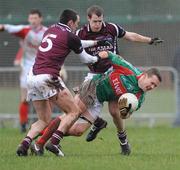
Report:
124,31,163,45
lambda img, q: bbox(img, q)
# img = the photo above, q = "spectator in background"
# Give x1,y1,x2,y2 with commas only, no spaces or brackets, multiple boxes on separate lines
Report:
173,47,180,126
0,9,47,132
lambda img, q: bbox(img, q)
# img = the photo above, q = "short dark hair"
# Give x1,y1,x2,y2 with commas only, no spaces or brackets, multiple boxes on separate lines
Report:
87,5,104,18
29,9,42,17
146,68,162,82
60,9,78,24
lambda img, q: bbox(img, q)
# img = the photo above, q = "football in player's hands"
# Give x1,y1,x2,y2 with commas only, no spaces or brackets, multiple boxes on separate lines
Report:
118,93,138,119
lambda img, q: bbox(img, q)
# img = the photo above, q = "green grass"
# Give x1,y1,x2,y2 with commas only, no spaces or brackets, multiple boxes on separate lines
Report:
0,126,180,170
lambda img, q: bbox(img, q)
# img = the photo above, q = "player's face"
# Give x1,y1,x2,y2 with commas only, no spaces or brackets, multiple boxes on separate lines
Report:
70,15,80,33
28,14,42,29
88,14,103,32
138,74,160,92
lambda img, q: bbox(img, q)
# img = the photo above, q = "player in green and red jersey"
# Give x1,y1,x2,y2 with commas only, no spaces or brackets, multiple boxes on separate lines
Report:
92,52,145,107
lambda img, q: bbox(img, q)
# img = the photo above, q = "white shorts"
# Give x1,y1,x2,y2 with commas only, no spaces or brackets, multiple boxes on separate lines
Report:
82,72,103,119
85,97,103,120
20,64,32,88
27,69,66,101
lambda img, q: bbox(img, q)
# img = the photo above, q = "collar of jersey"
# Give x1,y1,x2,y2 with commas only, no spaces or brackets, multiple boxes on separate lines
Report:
30,25,44,33
58,22,72,32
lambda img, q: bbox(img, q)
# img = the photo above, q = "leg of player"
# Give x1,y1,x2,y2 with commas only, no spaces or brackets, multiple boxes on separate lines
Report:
65,109,96,136
16,99,52,156
31,103,66,155
31,105,96,156
32,100,59,141
86,116,107,142
45,88,83,156
31,116,61,156
65,118,91,136
85,101,107,142
31,115,91,156
108,100,131,155
19,88,29,133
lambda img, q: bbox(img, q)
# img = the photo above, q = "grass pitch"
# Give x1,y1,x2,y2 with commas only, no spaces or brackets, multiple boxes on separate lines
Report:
0,126,180,170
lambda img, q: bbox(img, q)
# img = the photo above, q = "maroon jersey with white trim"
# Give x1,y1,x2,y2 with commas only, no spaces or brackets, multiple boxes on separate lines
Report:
76,22,126,73
33,23,83,77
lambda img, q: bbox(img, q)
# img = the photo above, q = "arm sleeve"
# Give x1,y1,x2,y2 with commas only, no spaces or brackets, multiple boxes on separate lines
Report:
109,23,126,38
79,49,98,64
116,24,126,38
4,24,30,38
68,32,98,64
68,32,83,54
76,29,96,48
81,40,96,48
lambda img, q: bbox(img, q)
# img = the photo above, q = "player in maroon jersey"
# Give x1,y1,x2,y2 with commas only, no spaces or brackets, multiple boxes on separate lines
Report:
76,5,163,155
16,9,106,156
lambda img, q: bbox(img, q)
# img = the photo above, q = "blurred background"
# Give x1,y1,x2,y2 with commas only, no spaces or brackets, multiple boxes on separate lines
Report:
0,0,179,128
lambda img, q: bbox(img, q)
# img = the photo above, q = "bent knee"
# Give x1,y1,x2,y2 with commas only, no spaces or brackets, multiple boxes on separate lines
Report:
109,110,119,117
73,129,84,136
30,119,48,131
68,124,87,137
75,131,84,136
70,109,81,120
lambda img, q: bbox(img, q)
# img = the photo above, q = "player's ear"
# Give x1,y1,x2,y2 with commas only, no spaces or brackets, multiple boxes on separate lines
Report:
87,16,91,22
67,20,74,28
143,72,149,79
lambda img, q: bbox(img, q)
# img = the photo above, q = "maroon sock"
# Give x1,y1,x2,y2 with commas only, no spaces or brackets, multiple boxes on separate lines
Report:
36,117,61,147
21,136,32,150
117,131,127,144
51,130,64,145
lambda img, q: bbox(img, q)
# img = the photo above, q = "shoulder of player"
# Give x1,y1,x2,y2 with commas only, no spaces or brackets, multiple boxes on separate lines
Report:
49,23,71,32
42,25,48,31
75,24,88,36
67,31,80,41
105,22,121,30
